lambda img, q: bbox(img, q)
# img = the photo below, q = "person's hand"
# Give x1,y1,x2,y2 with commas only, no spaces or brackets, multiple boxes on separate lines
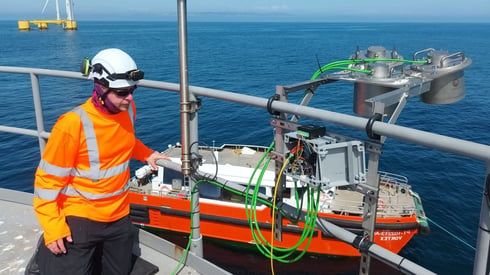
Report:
46,235,72,255
146,151,170,170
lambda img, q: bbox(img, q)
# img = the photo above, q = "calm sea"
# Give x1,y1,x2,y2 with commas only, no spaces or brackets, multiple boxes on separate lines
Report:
1,21,490,274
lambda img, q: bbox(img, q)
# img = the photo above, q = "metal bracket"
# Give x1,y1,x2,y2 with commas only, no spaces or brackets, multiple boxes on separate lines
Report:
191,97,202,112
180,97,201,113
270,118,301,131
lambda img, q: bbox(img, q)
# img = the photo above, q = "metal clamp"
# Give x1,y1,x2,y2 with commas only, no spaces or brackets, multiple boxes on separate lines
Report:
191,97,202,112
365,113,382,140
353,235,373,253
180,97,202,113
267,94,280,116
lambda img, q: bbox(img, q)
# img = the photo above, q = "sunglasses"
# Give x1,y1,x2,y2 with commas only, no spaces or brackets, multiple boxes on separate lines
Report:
109,85,137,97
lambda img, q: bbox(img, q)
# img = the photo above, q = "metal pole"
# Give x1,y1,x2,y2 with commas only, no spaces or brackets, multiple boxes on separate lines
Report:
177,0,191,176
360,105,385,275
359,144,382,275
273,86,287,242
30,73,47,154
177,0,203,256
473,163,490,275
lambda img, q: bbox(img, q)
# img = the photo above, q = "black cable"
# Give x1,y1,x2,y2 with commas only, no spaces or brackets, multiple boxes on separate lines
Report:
188,141,218,181
315,54,324,74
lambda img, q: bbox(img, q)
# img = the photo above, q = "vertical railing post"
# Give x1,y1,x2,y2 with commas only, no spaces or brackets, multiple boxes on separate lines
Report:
359,142,381,275
473,163,490,274
359,104,385,275
30,73,47,154
273,86,287,242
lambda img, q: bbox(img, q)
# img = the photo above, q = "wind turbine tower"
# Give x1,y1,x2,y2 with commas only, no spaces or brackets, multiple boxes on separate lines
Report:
18,0,77,31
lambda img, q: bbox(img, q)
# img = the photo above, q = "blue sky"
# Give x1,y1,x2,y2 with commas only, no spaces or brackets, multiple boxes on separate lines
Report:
3,0,490,22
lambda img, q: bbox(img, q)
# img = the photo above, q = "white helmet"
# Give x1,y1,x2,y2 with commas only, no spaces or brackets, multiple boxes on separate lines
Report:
85,48,144,88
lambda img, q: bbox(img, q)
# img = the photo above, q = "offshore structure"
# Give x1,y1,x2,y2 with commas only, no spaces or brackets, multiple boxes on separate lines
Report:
18,0,76,31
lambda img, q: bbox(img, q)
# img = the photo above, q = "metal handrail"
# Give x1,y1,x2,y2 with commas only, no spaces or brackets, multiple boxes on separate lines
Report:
2,65,489,161
1,65,489,274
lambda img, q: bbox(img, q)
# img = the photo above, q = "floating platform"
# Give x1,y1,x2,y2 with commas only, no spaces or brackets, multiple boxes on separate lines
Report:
18,20,77,31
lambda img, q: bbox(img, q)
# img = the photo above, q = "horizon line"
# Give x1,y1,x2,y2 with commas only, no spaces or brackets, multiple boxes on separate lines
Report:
2,18,490,24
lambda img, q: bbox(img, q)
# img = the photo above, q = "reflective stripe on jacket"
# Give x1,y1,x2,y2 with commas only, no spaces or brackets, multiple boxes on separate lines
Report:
33,98,153,245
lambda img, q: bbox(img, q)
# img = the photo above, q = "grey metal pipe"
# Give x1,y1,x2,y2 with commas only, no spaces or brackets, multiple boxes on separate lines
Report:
314,218,435,275
473,163,490,275
2,66,488,163
0,66,86,79
177,0,203,258
177,0,191,176
0,125,49,139
30,73,47,154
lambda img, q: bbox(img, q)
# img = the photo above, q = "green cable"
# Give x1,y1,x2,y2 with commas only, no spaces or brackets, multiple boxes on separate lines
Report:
244,142,275,228
245,152,322,263
174,139,325,269
203,173,320,263
310,58,429,80
303,57,430,103
255,186,320,263
294,180,300,217
250,156,299,261
427,217,476,251
175,56,424,268
171,179,205,275
249,155,277,254
247,152,289,256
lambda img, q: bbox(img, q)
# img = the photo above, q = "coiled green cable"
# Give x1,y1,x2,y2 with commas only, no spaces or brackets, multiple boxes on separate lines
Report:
245,147,322,263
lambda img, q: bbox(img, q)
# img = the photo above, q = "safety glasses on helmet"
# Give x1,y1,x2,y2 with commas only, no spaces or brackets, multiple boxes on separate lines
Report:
90,62,145,82
109,86,137,97
106,69,144,82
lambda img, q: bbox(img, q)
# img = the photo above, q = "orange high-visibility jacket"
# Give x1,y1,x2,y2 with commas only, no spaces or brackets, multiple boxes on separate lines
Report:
34,98,153,245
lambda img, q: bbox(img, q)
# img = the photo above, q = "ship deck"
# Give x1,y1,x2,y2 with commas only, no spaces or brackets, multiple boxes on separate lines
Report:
162,144,419,218
0,188,231,275
165,144,271,169
0,189,41,274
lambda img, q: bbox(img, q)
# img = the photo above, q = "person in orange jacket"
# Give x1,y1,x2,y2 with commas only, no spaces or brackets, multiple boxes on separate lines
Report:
33,48,168,274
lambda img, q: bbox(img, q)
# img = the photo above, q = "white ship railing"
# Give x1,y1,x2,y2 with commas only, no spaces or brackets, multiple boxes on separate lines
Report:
1,64,489,275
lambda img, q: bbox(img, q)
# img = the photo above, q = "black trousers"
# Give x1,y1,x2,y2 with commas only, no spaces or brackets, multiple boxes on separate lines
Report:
36,215,135,275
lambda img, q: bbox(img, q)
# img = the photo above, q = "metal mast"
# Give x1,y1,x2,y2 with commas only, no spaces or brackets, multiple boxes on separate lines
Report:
177,0,203,257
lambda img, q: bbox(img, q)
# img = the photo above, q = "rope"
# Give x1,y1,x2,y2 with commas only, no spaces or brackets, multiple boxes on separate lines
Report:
427,217,476,251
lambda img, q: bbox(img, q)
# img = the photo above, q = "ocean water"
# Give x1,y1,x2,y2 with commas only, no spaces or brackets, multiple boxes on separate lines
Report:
1,21,490,274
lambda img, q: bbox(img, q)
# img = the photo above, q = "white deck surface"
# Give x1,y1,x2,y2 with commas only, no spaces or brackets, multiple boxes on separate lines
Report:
0,189,41,274
0,188,232,275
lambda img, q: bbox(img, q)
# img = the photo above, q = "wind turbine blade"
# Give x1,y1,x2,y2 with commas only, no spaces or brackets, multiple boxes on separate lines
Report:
42,0,50,14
